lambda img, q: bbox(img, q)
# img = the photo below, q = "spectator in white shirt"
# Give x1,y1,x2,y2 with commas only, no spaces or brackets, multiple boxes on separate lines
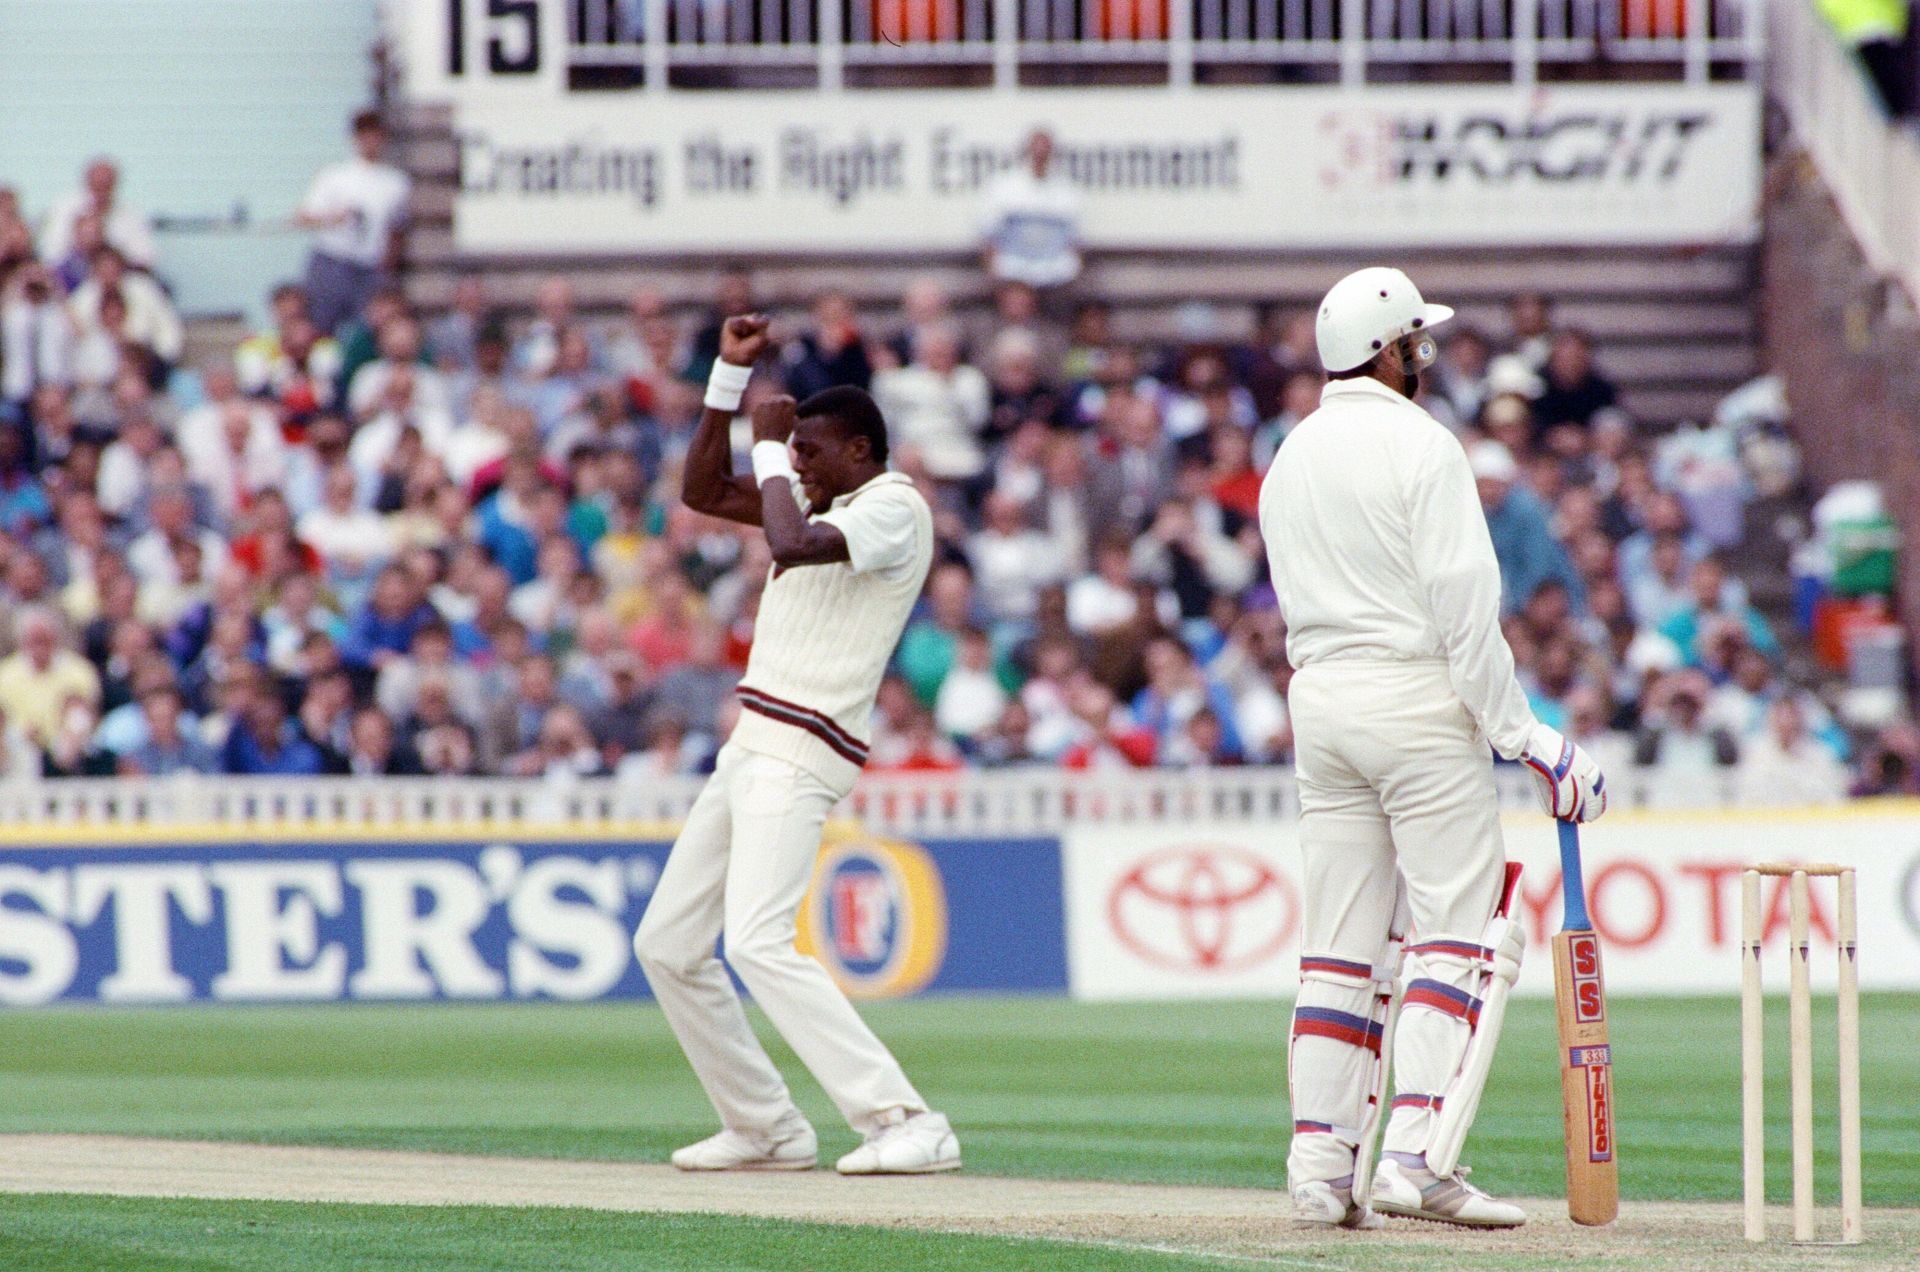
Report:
935,627,1009,746
1,264,75,407
968,490,1060,622
298,464,395,585
347,317,452,422
1735,698,1849,807
978,128,1083,290
182,397,289,523
1067,536,1141,637
126,484,230,589
295,111,411,335
69,246,181,365
871,322,990,482
39,157,158,271
348,364,453,500
175,368,284,512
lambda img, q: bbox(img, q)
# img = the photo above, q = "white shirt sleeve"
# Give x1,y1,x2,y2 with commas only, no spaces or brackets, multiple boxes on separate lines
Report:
1405,433,1537,759
815,487,919,576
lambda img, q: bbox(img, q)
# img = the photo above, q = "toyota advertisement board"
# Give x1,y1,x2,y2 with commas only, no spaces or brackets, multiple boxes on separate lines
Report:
1062,810,1920,1000
0,826,1066,1006
448,84,1759,254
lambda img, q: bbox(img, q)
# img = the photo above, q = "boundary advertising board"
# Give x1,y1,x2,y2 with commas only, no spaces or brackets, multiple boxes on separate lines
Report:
1062,808,1920,1000
0,824,1066,1006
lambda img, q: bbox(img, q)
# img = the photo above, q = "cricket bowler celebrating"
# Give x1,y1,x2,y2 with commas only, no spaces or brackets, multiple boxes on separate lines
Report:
1260,269,1606,1228
634,314,959,1175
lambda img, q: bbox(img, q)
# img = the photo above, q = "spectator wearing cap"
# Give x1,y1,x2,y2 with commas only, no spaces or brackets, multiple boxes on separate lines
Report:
295,111,411,336
1471,441,1585,617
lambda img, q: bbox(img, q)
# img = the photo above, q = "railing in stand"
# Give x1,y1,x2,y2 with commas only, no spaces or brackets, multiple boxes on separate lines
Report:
0,765,1747,836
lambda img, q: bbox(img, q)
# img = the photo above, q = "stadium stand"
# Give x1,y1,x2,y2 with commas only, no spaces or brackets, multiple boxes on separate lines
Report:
0,0,1907,806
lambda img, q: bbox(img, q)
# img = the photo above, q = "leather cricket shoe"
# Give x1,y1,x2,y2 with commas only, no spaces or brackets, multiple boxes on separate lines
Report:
1370,1157,1527,1228
671,1112,817,1171
1291,1176,1385,1230
835,1109,961,1175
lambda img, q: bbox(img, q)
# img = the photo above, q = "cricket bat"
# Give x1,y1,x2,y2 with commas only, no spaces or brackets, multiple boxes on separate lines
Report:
1552,820,1618,1226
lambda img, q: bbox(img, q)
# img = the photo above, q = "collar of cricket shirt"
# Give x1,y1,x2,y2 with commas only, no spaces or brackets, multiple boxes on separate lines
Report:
1319,377,1414,407
830,470,913,509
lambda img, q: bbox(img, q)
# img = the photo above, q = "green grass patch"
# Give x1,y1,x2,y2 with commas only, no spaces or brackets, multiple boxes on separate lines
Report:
0,1193,1230,1271
0,994,1913,1205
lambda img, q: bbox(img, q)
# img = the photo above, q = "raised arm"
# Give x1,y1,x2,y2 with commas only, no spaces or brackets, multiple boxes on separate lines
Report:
750,395,850,568
681,314,772,527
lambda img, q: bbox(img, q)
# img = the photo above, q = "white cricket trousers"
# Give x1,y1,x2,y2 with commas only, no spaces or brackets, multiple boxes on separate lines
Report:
634,742,928,1135
1284,660,1509,1189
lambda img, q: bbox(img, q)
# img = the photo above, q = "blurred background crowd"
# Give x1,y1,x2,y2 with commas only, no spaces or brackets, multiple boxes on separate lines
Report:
0,130,1910,804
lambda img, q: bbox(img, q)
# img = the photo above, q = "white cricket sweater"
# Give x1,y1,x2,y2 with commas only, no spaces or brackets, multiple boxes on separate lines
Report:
1257,376,1537,760
730,471,934,790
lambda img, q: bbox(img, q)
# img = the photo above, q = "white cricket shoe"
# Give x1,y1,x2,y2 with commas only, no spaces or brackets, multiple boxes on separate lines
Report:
1370,1157,1527,1229
1291,1177,1385,1230
671,1112,817,1171
835,1109,961,1175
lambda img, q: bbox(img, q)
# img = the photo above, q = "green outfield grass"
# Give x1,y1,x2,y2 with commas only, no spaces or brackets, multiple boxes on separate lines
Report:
0,1194,1230,1271
0,994,1913,1205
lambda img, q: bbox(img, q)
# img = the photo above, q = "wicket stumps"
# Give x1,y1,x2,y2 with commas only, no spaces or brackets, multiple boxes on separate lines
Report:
1740,864,1861,1245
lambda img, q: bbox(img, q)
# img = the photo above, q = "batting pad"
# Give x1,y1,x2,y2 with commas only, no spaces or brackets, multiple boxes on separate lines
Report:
1287,956,1379,1186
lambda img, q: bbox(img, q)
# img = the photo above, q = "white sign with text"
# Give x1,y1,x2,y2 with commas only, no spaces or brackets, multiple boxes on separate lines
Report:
450,84,1761,253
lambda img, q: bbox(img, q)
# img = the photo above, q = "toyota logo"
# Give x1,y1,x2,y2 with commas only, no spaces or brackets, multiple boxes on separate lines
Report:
1107,844,1299,974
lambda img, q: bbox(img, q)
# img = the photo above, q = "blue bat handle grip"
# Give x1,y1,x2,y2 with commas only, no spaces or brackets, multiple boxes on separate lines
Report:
1557,820,1592,932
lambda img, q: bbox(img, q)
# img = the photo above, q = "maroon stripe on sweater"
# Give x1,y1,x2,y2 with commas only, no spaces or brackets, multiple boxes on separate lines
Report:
737,694,868,766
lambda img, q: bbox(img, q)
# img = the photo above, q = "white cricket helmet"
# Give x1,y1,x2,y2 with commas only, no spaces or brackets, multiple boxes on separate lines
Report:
1315,267,1455,374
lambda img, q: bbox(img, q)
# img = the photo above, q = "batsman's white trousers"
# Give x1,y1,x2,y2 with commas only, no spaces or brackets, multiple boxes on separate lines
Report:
1285,660,1508,1188
634,742,928,1135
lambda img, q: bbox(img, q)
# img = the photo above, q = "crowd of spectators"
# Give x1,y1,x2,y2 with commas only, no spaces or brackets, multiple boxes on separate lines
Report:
0,137,1910,805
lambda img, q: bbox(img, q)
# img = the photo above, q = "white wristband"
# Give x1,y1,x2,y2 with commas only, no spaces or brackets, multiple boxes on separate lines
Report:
705,359,753,412
751,440,797,486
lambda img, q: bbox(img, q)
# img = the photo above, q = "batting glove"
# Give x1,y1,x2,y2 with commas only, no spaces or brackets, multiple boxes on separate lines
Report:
1520,722,1608,823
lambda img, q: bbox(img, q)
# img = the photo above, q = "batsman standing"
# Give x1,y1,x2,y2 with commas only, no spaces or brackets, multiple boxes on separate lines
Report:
634,315,960,1175
1260,269,1607,1228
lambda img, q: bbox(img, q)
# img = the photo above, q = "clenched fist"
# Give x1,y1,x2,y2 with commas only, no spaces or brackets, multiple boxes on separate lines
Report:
719,314,771,367
751,394,797,445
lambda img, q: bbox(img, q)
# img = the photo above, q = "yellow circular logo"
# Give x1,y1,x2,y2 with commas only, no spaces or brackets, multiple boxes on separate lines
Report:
793,824,948,999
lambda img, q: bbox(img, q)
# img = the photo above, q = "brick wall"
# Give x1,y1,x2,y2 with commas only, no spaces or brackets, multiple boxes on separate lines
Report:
1762,148,1920,678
